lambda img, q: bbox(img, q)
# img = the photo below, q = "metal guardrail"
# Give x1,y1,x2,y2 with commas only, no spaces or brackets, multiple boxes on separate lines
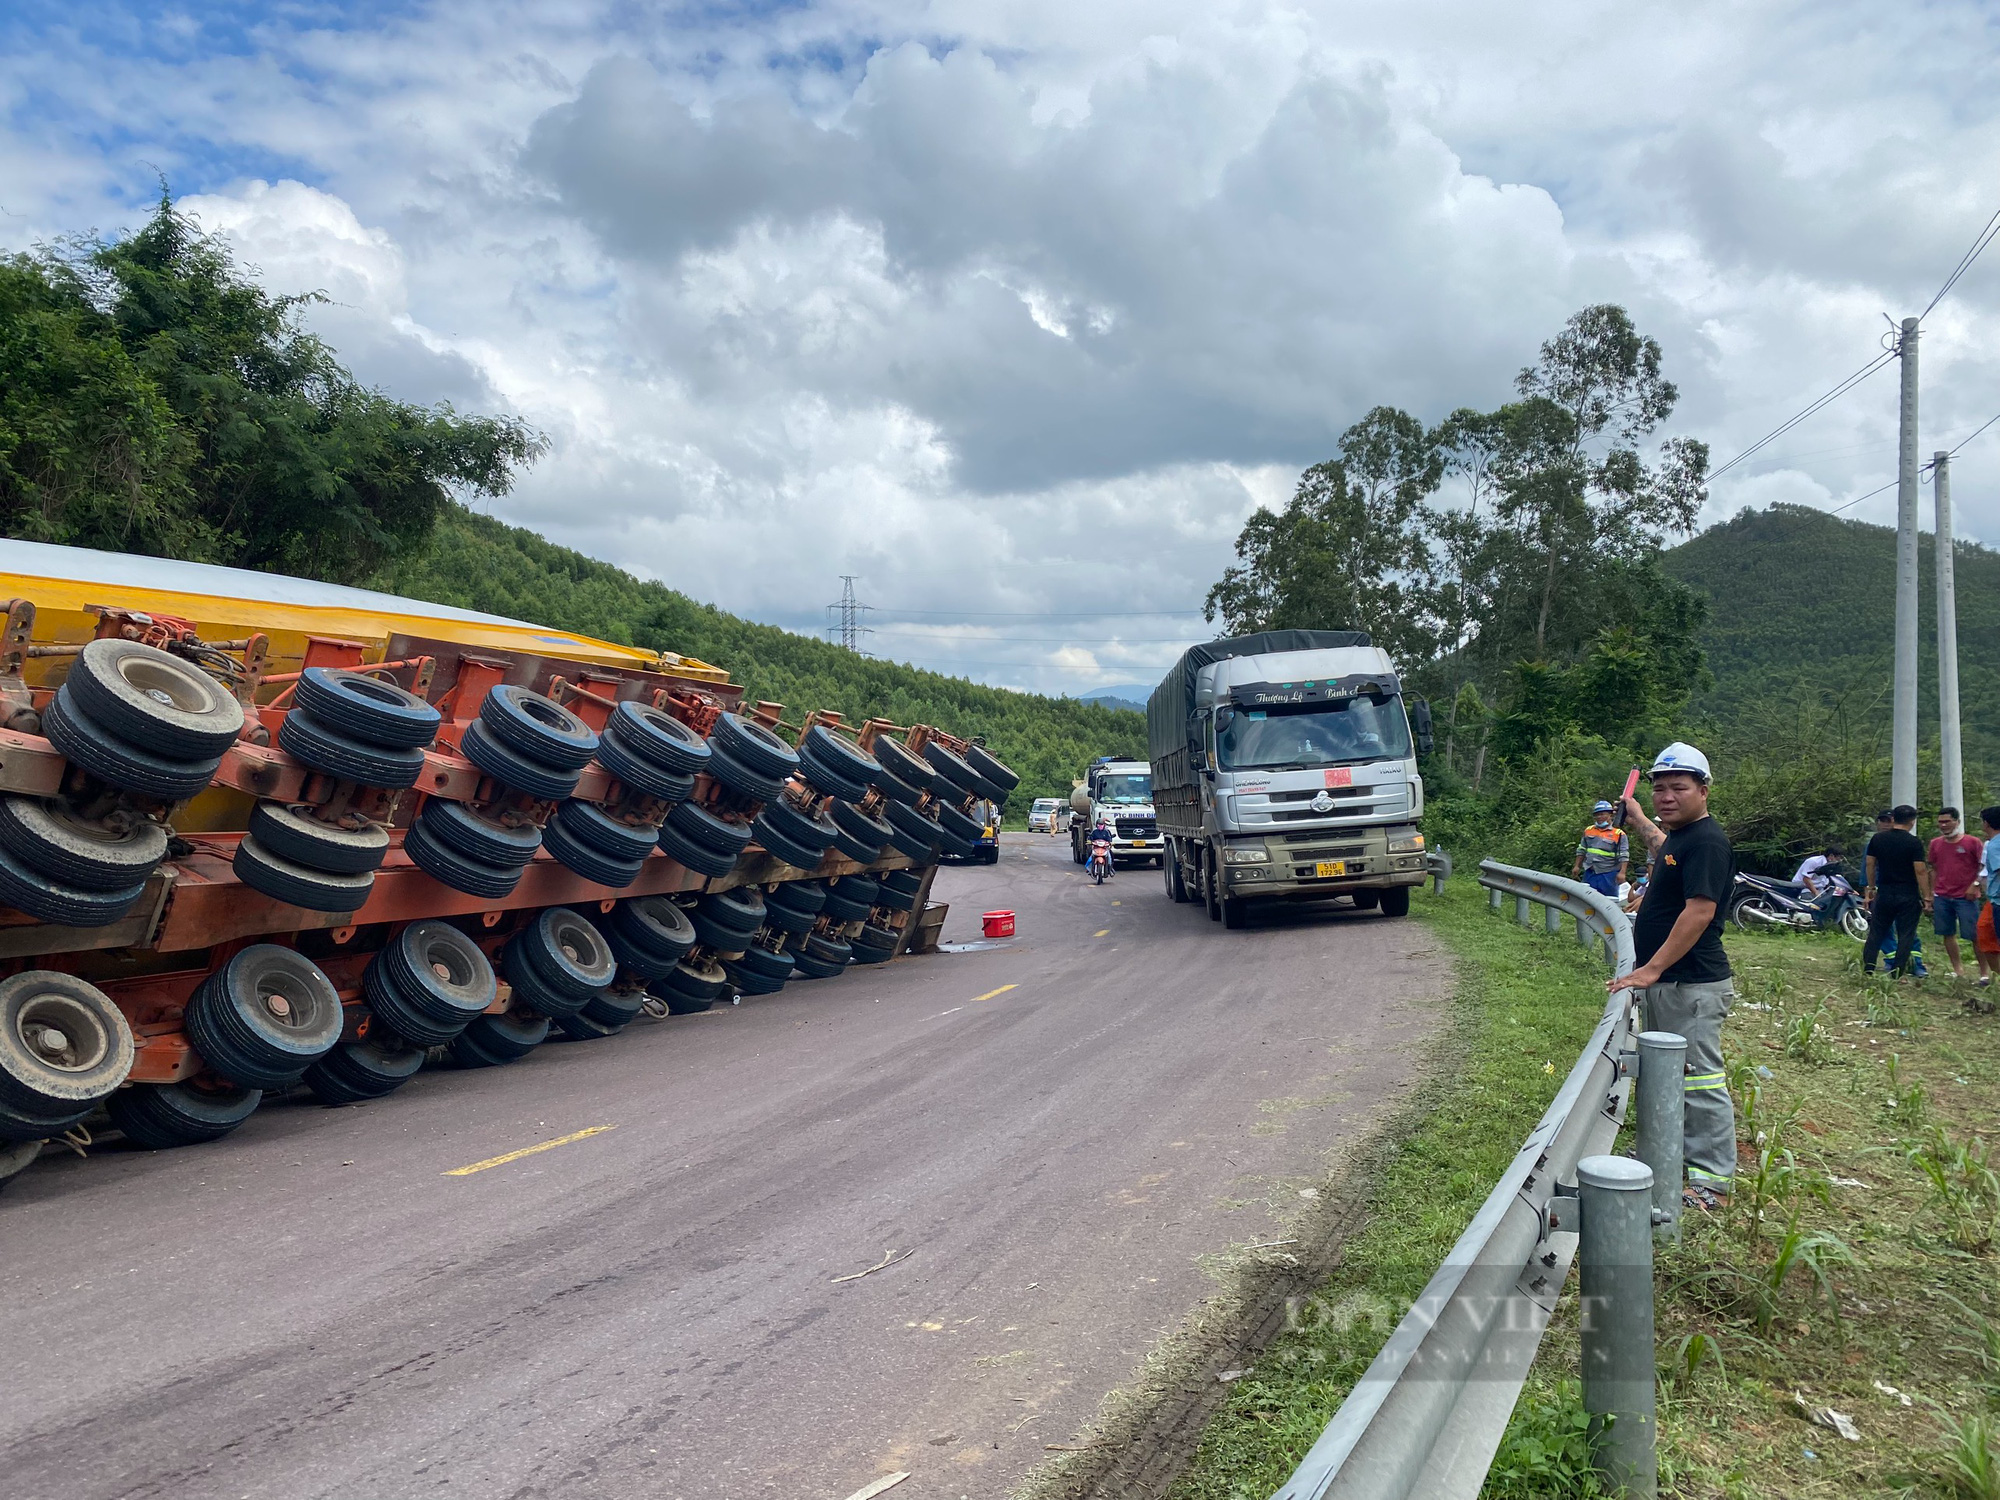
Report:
1272,860,1643,1500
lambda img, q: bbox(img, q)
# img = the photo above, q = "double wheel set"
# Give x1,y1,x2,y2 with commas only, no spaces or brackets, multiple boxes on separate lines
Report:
0,859,934,1172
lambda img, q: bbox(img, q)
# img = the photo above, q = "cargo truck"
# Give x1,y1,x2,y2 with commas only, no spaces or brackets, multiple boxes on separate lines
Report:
0,542,1018,1189
1145,630,1432,928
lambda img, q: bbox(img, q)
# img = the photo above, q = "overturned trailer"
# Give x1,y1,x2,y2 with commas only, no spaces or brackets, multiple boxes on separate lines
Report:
0,543,1018,1187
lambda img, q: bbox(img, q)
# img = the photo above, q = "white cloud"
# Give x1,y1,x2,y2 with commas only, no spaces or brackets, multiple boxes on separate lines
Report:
2,1,1997,694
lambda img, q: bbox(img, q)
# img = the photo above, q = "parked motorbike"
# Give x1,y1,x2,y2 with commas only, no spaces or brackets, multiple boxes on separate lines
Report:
1729,871,1867,941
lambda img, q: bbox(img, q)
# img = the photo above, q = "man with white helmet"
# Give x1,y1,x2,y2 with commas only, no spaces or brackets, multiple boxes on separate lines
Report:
1609,741,1737,1209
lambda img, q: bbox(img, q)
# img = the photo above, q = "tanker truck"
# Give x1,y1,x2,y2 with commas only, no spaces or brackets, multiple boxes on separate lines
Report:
1067,756,1160,869
1146,630,1432,928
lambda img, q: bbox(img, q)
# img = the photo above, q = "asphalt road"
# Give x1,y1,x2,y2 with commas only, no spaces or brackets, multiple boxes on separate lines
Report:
0,834,1447,1500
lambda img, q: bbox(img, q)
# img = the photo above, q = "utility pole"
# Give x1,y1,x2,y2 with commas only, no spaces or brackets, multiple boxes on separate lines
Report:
825,575,872,654
1935,450,1964,818
1892,317,1919,808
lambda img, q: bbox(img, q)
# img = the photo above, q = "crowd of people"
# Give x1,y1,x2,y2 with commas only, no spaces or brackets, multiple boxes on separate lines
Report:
1569,745,1993,1218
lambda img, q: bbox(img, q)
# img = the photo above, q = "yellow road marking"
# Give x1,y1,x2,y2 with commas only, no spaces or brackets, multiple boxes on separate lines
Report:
971,984,1017,1003
444,1125,615,1177
1094,928,1110,937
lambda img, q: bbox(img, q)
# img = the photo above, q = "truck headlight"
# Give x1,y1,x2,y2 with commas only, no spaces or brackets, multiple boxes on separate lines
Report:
1387,832,1425,854
1222,846,1269,864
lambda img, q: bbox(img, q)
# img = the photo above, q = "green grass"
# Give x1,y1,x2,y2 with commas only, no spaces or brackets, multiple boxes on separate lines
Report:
1164,879,1617,1499
1640,930,2000,1498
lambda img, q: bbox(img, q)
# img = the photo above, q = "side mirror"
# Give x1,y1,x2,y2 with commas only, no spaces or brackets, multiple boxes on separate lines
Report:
1410,698,1435,758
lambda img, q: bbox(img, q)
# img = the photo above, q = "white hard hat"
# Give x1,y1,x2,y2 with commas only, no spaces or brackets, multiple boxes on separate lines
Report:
1646,741,1711,784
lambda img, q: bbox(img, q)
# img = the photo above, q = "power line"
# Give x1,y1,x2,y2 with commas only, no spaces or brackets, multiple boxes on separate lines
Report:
1826,411,2000,514
869,632,1205,644
1709,348,1897,482
1923,201,2000,319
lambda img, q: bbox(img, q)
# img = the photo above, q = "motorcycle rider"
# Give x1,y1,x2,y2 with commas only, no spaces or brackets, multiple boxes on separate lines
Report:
1087,818,1115,881
1571,800,1630,898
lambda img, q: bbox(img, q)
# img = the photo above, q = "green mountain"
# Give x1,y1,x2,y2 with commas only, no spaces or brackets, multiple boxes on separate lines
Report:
1661,502,1999,802
375,506,1142,818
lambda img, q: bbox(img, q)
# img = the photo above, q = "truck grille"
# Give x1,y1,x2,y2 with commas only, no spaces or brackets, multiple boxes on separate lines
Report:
1116,818,1157,839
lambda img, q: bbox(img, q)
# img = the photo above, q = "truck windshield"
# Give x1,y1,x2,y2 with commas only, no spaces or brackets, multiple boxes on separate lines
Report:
1096,773,1152,804
1215,696,1411,770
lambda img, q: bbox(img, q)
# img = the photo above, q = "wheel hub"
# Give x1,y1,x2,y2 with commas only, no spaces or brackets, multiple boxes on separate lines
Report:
263,991,293,1019
31,1026,69,1057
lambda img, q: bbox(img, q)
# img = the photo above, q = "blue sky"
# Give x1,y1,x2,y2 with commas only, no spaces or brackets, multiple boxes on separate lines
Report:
5,1,1999,693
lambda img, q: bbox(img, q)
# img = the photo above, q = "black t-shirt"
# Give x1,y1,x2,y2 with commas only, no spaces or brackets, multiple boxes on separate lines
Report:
1632,815,1732,983
1866,829,1927,891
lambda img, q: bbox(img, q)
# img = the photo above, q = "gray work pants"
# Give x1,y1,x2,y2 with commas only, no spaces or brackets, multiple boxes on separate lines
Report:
1639,978,1737,1191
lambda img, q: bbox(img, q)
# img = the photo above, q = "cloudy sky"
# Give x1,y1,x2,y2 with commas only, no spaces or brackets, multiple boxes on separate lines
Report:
4,1,1997,695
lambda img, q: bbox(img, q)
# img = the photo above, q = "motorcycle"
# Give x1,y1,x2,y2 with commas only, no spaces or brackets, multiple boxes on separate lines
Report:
1728,871,1867,941
1088,837,1114,885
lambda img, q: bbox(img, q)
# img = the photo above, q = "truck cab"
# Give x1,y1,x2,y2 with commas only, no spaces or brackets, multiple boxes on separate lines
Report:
1068,757,1161,868
1148,632,1430,927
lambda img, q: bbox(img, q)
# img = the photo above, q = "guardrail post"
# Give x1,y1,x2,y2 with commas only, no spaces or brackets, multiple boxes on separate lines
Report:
1516,895,1531,926
1491,887,1504,911
1578,1155,1658,1499
1576,915,1594,948
1545,903,1563,935
1635,1031,1687,1242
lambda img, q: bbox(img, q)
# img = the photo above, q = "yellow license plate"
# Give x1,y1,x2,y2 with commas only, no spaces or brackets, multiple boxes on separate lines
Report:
1129,839,1151,847
1314,860,1347,878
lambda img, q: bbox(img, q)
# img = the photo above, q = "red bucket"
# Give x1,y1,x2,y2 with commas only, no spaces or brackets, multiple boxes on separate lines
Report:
982,910,1016,939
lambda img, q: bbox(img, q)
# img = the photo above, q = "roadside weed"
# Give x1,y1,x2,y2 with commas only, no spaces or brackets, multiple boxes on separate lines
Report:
1905,1126,2000,1253
1783,1001,1836,1064
1483,1379,1606,1499
1936,1410,2000,1500
1885,1053,1929,1128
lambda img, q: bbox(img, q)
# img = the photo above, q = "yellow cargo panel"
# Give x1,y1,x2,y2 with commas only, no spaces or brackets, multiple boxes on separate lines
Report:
0,541,729,684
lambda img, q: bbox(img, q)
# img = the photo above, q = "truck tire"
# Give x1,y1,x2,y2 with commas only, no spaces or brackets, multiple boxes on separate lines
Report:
870,737,935,799
449,1010,549,1066
233,835,376,914
595,729,697,803
604,702,710,775
707,746,789,805
542,814,647,889
183,945,345,1089
107,1079,261,1149
277,710,428,789
63,638,245,760
657,820,739,878
419,799,542,868
479,686,600,771
0,839,150,927
708,713,800,782
404,817,525,900
1165,847,1189,903
304,1034,426,1105
246,802,389,876
0,795,169,891
1379,886,1411,918
384,920,498,1029
294,669,441,749
0,971,135,1116
460,719,583,801
610,896,697,971
1221,891,1247,929
963,745,1019,795
1351,889,1380,911
655,955,729,1013
1204,847,1222,922
42,694,222,802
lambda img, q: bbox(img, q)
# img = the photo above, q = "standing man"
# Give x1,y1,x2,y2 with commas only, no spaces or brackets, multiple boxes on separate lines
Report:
1929,808,1989,983
1870,810,1926,976
1571,799,1630,898
1609,742,1736,1209
1978,807,2000,994
1864,805,1931,977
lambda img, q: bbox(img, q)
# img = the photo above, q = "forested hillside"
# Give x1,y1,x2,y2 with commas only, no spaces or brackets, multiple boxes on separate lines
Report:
378,506,1144,817
1663,503,2000,787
